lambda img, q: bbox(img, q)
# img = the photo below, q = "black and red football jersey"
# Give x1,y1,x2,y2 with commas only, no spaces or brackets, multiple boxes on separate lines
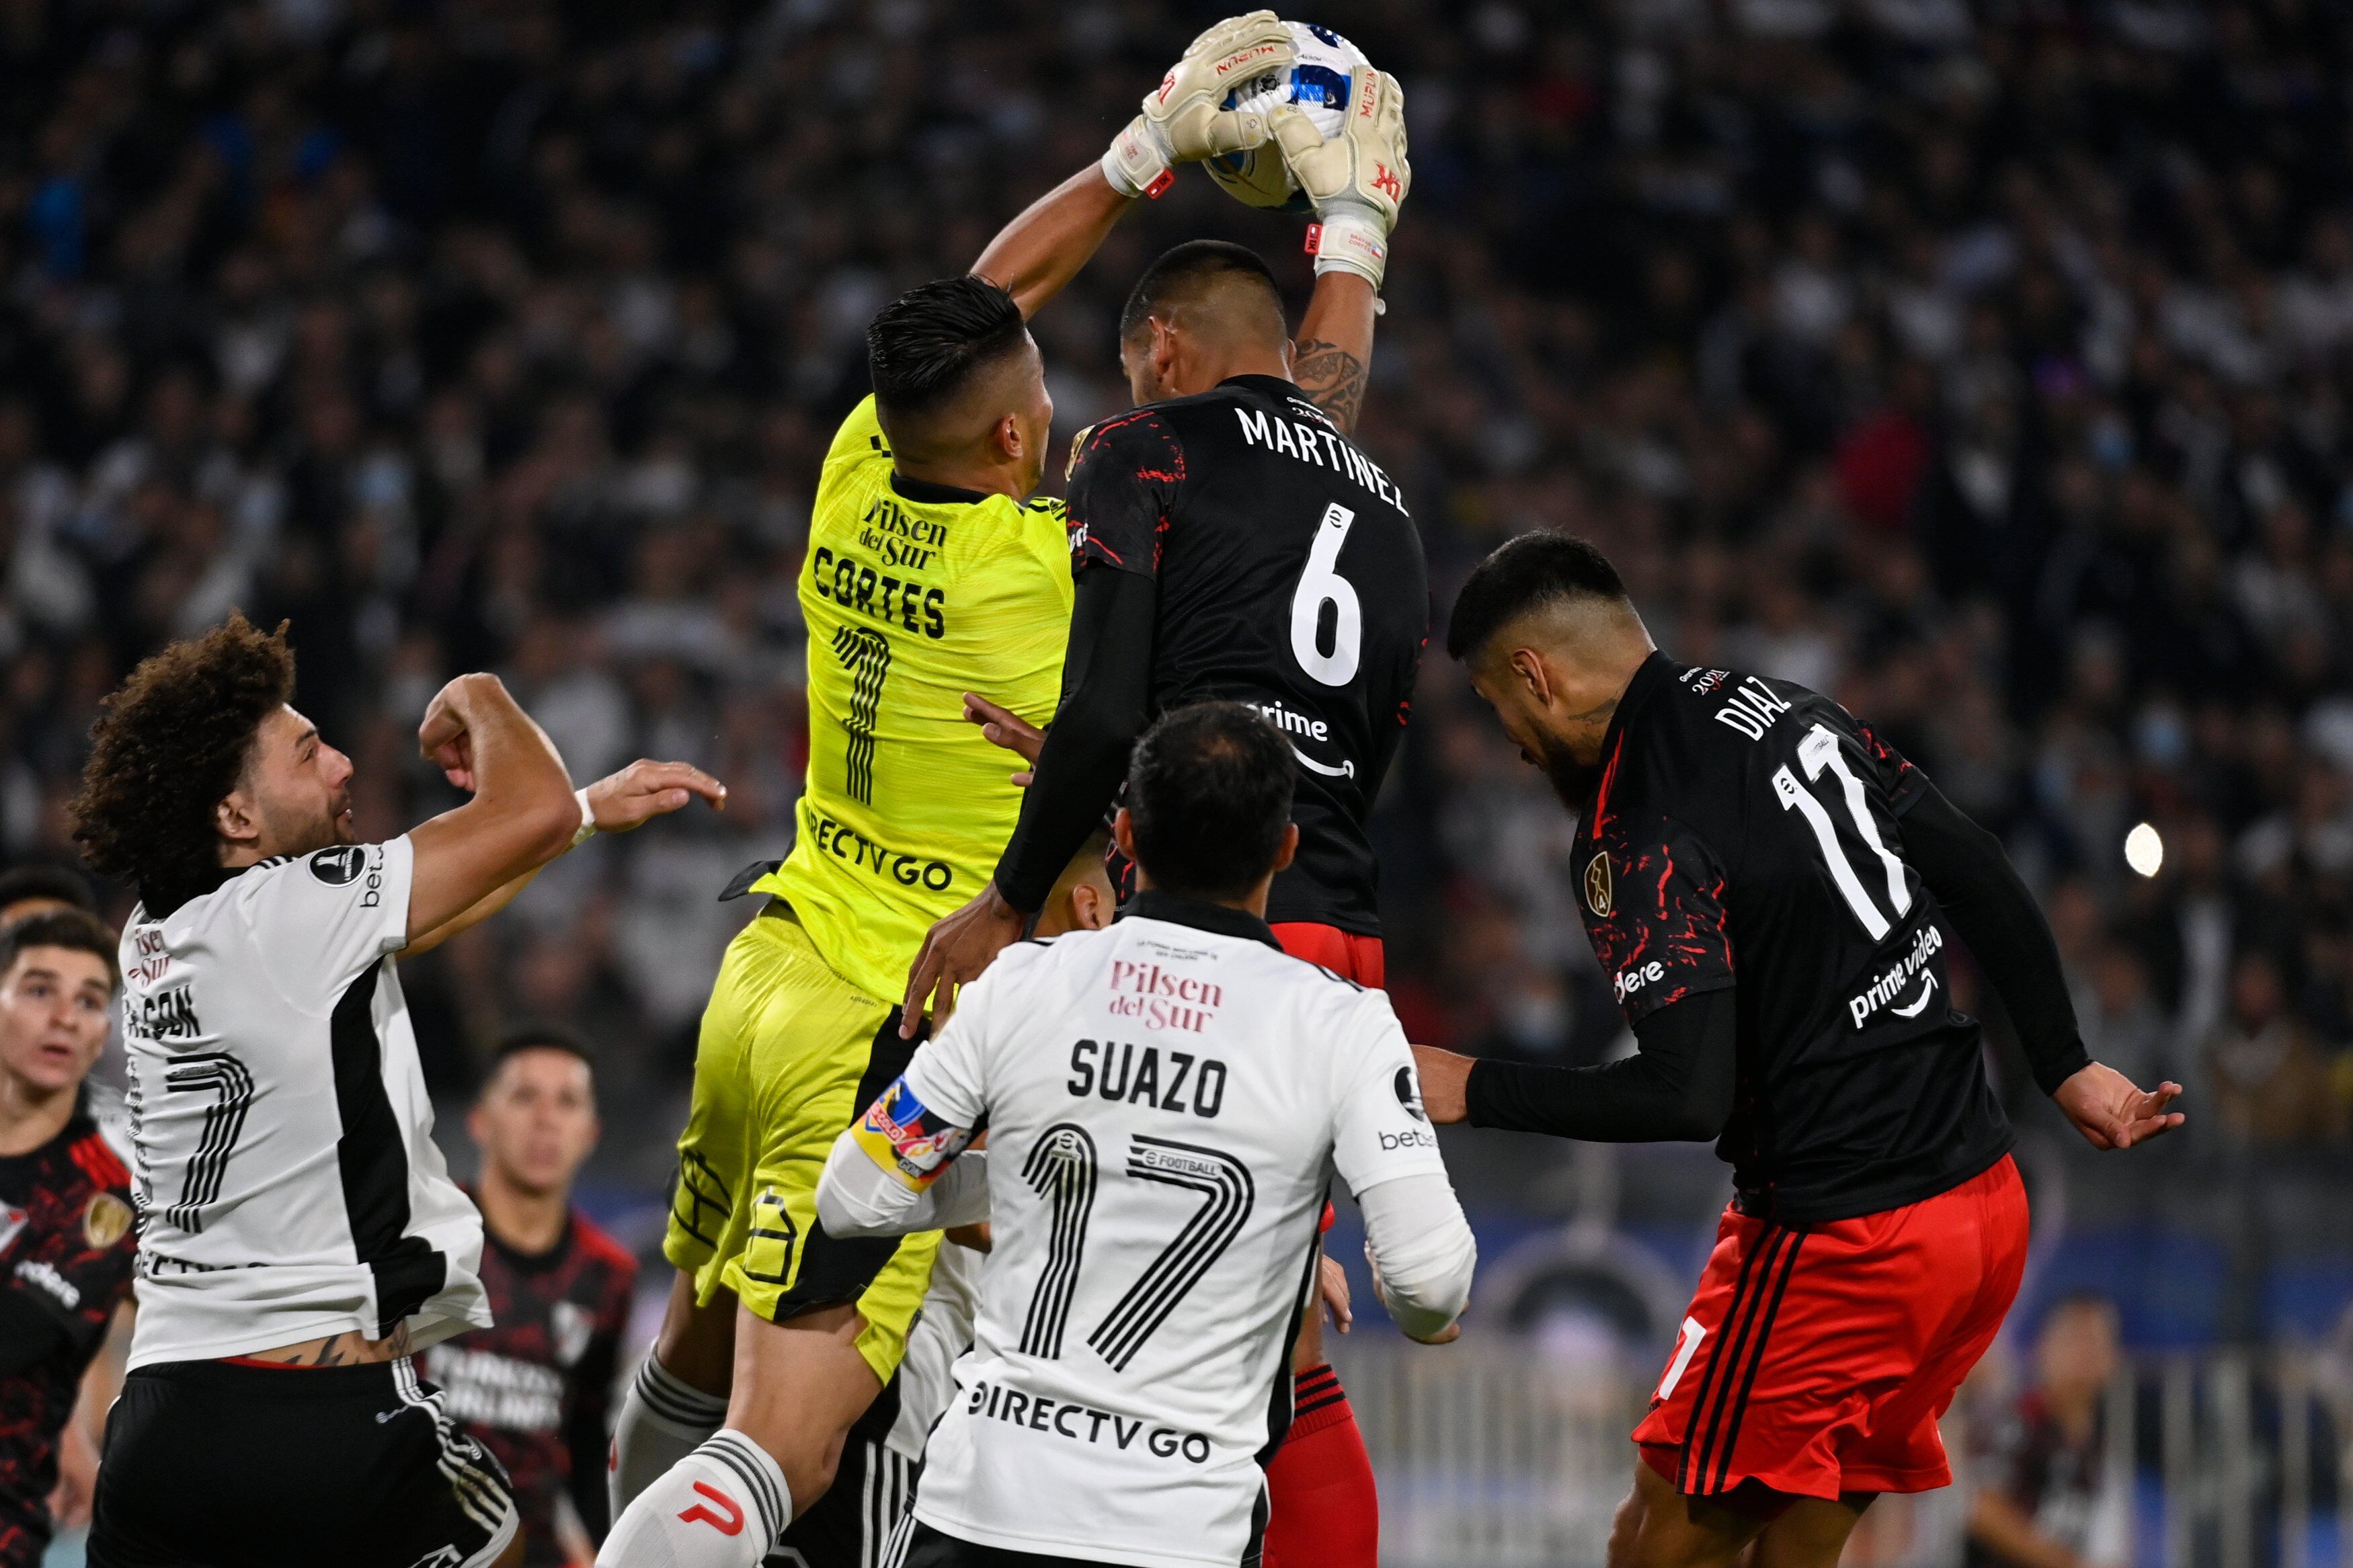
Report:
1571,653,2012,1222
0,1108,135,1567
1066,374,1427,936
422,1203,635,1567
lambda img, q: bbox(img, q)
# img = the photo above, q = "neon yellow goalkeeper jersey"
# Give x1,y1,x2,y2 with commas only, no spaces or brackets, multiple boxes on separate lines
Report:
754,397,1074,1004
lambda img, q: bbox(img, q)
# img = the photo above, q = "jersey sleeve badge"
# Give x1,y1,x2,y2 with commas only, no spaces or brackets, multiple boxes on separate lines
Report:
1066,422,1098,483
83,1192,133,1249
1394,1067,1429,1122
852,1079,971,1190
1585,852,1613,917
309,844,366,884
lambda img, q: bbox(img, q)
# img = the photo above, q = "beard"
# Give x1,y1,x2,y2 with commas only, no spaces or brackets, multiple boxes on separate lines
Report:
270,790,356,857
1537,733,1601,813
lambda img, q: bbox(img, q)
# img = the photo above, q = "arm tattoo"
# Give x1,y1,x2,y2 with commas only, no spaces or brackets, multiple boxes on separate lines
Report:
1292,339,1369,434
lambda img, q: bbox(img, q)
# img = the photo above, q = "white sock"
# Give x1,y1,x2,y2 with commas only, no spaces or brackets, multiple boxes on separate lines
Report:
596,1429,791,1568
610,1355,730,1523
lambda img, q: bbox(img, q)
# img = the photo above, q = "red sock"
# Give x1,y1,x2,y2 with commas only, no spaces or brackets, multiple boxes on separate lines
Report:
1262,1364,1378,1568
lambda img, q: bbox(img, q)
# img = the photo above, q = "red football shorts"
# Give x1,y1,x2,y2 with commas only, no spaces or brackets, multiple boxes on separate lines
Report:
1265,923,1385,1568
1272,923,1386,989
1634,1153,2029,1501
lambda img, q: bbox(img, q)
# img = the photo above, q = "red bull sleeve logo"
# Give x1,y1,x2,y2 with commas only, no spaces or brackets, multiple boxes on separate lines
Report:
851,1079,971,1190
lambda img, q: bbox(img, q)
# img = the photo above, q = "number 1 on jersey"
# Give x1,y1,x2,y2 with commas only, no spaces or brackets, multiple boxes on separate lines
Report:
832,626,891,804
1772,723,1911,940
1289,503,1361,687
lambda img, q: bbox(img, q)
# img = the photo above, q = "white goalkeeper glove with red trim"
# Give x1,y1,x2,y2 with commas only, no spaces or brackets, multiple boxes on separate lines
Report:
1103,11,1295,200
1271,64,1410,292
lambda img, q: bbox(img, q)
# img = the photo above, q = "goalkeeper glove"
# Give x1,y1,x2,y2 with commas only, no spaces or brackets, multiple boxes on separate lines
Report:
1103,10,1294,200
1271,65,1410,292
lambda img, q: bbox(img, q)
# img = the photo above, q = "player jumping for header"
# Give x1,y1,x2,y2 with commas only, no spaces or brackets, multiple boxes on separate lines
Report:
904,18,1415,1561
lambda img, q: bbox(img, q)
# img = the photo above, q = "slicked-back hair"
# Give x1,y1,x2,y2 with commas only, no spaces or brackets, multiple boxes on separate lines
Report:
1119,239,1285,342
867,275,1029,425
1125,702,1295,901
0,906,120,990
1445,532,1632,663
70,613,296,917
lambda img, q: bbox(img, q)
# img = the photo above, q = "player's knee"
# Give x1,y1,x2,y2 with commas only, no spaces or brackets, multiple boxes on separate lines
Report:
777,1427,850,1514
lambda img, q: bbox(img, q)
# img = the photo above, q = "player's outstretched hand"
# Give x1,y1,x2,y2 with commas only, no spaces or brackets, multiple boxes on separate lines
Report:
1270,64,1409,291
2054,1061,2185,1151
964,692,1043,786
902,880,1026,1038
1318,1253,1353,1335
1410,1044,1474,1125
584,759,727,833
1103,11,1295,199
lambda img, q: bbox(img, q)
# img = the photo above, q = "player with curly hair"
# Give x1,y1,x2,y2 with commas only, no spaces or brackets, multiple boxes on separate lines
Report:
72,613,723,1568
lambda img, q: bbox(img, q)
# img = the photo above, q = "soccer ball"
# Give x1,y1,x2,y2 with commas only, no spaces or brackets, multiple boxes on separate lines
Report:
1203,21,1371,213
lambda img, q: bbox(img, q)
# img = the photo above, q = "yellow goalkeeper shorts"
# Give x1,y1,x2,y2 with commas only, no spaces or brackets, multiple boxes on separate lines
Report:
664,899,941,1385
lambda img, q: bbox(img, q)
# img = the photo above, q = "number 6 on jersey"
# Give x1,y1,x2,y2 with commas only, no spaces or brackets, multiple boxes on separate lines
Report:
1289,503,1361,686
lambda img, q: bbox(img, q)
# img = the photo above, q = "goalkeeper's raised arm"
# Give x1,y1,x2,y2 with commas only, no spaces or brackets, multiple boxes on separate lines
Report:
969,11,1410,436
973,12,1293,318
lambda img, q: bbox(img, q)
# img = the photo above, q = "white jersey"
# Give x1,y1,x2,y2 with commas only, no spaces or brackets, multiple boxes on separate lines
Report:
116,838,488,1369
882,898,1451,1568
891,1239,982,1464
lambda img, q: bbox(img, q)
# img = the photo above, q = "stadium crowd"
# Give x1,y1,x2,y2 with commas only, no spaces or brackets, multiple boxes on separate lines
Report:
0,0,2348,1178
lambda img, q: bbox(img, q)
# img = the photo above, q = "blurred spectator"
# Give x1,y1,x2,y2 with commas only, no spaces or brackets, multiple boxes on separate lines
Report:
1965,1296,2129,1568
2203,952,2349,1147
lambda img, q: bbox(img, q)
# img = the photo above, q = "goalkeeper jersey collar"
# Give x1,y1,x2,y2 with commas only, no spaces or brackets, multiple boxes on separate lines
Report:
889,470,992,505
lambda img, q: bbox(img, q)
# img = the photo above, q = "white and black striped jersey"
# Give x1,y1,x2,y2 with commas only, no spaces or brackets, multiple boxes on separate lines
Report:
116,838,489,1369
838,891,1457,1568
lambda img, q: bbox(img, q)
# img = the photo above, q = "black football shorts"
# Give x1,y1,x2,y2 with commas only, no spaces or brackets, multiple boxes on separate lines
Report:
892,1522,1125,1568
89,1356,516,1567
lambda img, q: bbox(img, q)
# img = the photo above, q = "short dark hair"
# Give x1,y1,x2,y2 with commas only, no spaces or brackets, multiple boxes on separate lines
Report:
1119,240,1284,341
0,864,97,917
1444,532,1632,662
867,276,1029,423
70,614,296,916
0,907,120,990
1125,702,1295,901
490,1022,596,1075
